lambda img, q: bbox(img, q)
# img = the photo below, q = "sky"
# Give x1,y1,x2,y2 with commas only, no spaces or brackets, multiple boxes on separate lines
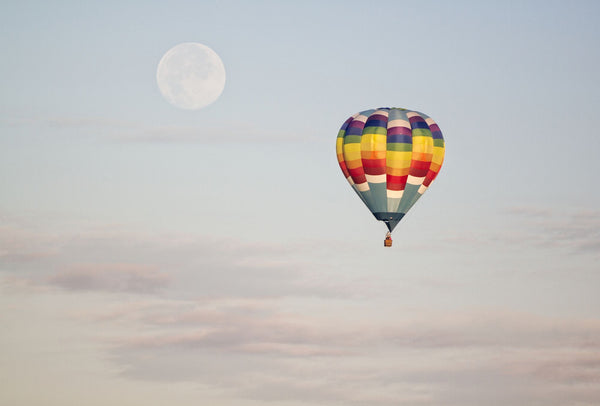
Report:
1,0,600,405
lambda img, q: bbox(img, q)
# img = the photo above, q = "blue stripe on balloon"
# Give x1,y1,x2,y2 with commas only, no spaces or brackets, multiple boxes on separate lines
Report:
339,118,352,132
410,120,429,129
346,125,364,136
364,119,387,128
387,133,412,143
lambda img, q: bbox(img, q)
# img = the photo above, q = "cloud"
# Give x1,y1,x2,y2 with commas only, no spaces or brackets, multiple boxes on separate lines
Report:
0,115,136,129
1,114,318,144
0,224,60,263
502,206,554,218
0,219,373,300
116,124,313,144
48,263,169,293
104,303,600,406
508,207,600,254
3,215,600,406
527,353,600,383
110,304,600,355
443,206,600,258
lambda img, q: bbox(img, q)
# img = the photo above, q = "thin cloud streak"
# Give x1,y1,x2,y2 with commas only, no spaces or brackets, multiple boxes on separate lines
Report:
104,300,600,406
48,263,169,293
442,207,600,257
1,114,319,144
2,216,600,406
0,224,61,263
109,303,600,354
0,219,380,300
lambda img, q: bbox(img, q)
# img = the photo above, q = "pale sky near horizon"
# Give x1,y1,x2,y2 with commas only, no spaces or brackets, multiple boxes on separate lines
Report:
2,1,600,405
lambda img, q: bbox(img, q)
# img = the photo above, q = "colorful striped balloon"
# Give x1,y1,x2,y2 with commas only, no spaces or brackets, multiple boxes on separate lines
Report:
336,107,445,232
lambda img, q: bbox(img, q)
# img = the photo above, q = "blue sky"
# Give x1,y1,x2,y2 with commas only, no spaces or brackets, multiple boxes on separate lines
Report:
1,1,600,405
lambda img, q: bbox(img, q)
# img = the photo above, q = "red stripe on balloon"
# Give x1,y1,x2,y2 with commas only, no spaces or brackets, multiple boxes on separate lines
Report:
386,175,408,191
348,167,367,184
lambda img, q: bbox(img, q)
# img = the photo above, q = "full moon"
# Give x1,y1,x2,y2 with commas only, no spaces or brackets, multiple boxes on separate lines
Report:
156,42,226,110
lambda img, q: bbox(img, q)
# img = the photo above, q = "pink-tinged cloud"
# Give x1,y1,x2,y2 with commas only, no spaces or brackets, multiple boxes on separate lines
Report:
522,352,600,384
0,225,59,262
446,207,600,256
507,208,600,254
111,304,600,356
1,218,372,300
48,263,169,293
4,212,600,406
105,303,600,406
503,206,555,218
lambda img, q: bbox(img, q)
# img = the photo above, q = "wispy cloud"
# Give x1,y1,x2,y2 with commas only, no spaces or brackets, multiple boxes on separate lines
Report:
110,304,600,354
1,114,319,144
3,214,600,406
104,301,600,406
0,219,368,300
116,123,314,144
442,206,600,258
504,207,600,254
0,225,57,262
502,206,555,218
48,263,169,293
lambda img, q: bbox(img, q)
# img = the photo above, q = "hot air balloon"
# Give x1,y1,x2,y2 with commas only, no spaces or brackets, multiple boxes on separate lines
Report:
336,107,445,247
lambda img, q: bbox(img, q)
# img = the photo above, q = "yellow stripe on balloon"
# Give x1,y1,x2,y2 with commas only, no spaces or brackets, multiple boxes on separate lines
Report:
411,136,433,155
336,138,344,154
431,146,445,165
343,143,362,162
360,133,386,158
386,151,412,161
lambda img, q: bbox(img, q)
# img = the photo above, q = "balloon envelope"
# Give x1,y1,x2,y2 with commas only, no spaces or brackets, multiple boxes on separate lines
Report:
336,107,445,232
